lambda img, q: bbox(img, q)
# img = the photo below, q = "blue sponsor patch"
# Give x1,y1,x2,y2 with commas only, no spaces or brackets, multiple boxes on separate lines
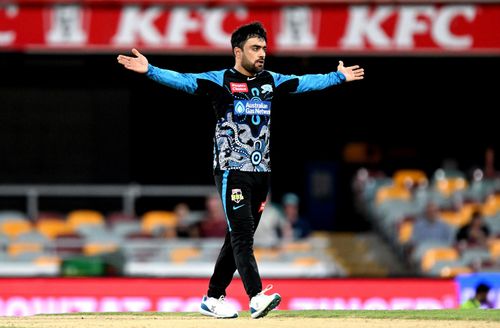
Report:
233,100,271,116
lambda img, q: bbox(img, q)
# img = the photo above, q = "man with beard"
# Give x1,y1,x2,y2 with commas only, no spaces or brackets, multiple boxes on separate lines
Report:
117,21,364,319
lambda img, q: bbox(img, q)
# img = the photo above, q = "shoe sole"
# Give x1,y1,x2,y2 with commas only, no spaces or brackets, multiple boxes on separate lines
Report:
199,308,238,319
251,294,281,319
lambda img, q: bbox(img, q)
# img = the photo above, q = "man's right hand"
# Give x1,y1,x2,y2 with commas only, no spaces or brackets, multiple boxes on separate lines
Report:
117,48,149,74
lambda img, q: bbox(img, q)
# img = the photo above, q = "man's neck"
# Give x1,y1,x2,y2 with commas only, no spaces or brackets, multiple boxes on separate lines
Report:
233,64,254,77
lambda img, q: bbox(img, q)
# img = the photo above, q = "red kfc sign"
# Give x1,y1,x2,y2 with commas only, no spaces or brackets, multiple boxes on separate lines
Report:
0,4,499,54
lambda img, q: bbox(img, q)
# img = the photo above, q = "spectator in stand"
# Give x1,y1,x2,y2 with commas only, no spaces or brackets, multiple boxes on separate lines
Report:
254,193,287,248
411,202,454,246
199,193,228,238
281,192,311,241
174,202,202,238
456,210,490,248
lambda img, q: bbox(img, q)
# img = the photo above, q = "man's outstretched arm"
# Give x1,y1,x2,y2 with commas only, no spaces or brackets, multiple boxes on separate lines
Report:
270,60,364,94
117,48,224,94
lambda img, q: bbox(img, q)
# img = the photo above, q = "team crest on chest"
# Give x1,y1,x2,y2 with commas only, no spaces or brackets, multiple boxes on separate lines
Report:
231,189,244,203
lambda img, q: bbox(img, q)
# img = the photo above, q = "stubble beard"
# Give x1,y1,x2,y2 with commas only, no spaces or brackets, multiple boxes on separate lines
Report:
242,57,264,74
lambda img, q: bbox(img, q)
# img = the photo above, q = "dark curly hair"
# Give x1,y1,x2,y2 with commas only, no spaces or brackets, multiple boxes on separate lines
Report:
230,22,267,55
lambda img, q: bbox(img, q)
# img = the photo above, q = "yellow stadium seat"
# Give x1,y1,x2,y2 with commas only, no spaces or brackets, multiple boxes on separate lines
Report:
8,242,43,256
0,220,32,238
169,247,200,263
293,257,320,266
37,219,72,239
421,247,459,272
398,219,414,244
34,255,61,266
489,239,500,259
434,177,468,197
83,242,118,256
67,210,105,230
481,194,500,217
282,241,312,252
438,208,472,227
141,211,177,233
393,169,428,188
254,247,280,261
375,185,411,205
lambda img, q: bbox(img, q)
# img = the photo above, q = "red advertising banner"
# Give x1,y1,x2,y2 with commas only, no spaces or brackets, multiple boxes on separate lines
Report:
11,0,497,5
0,278,457,316
0,4,499,54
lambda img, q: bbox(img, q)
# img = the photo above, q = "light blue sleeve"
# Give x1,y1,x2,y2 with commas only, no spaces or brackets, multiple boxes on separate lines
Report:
146,64,225,94
269,70,346,94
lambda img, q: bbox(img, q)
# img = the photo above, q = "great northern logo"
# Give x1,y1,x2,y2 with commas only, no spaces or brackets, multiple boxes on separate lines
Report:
233,100,271,116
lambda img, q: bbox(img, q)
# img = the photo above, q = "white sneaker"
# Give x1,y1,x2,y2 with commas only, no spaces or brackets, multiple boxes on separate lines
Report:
200,295,238,319
250,285,281,319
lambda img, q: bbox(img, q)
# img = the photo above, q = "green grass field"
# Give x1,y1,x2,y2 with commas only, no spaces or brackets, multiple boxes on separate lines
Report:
2,309,500,328
51,309,500,321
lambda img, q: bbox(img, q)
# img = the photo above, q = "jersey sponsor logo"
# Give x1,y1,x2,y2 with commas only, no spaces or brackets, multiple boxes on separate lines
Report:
233,204,246,210
230,82,249,93
233,100,271,116
261,84,273,94
231,189,244,203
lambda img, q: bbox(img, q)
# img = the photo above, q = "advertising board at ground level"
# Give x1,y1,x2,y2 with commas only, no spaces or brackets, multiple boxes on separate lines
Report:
0,278,457,316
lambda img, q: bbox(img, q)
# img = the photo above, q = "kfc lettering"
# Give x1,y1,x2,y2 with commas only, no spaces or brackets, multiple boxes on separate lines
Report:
340,5,477,50
0,4,499,53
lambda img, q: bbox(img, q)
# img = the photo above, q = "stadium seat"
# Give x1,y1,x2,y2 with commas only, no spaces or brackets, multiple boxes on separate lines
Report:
254,247,280,261
375,186,411,205
141,211,177,235
34,255,61,266
398,218,414,244
83,242,119,256
434,177,468,197
489,239,500,259
293,257,320,266
67,210,105,231
282,241,312,252
36,219,72,239
169,247,201,263
481,194,500,217
393,169,428,189
421,247,459,272
7,242,44,256
0,219,32,238
438,207,473,227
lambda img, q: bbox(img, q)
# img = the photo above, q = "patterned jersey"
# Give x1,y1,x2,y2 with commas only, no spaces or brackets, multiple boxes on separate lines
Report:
146,65,346,172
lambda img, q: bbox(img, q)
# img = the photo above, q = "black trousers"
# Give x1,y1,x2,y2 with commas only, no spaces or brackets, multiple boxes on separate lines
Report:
207,169,270,299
